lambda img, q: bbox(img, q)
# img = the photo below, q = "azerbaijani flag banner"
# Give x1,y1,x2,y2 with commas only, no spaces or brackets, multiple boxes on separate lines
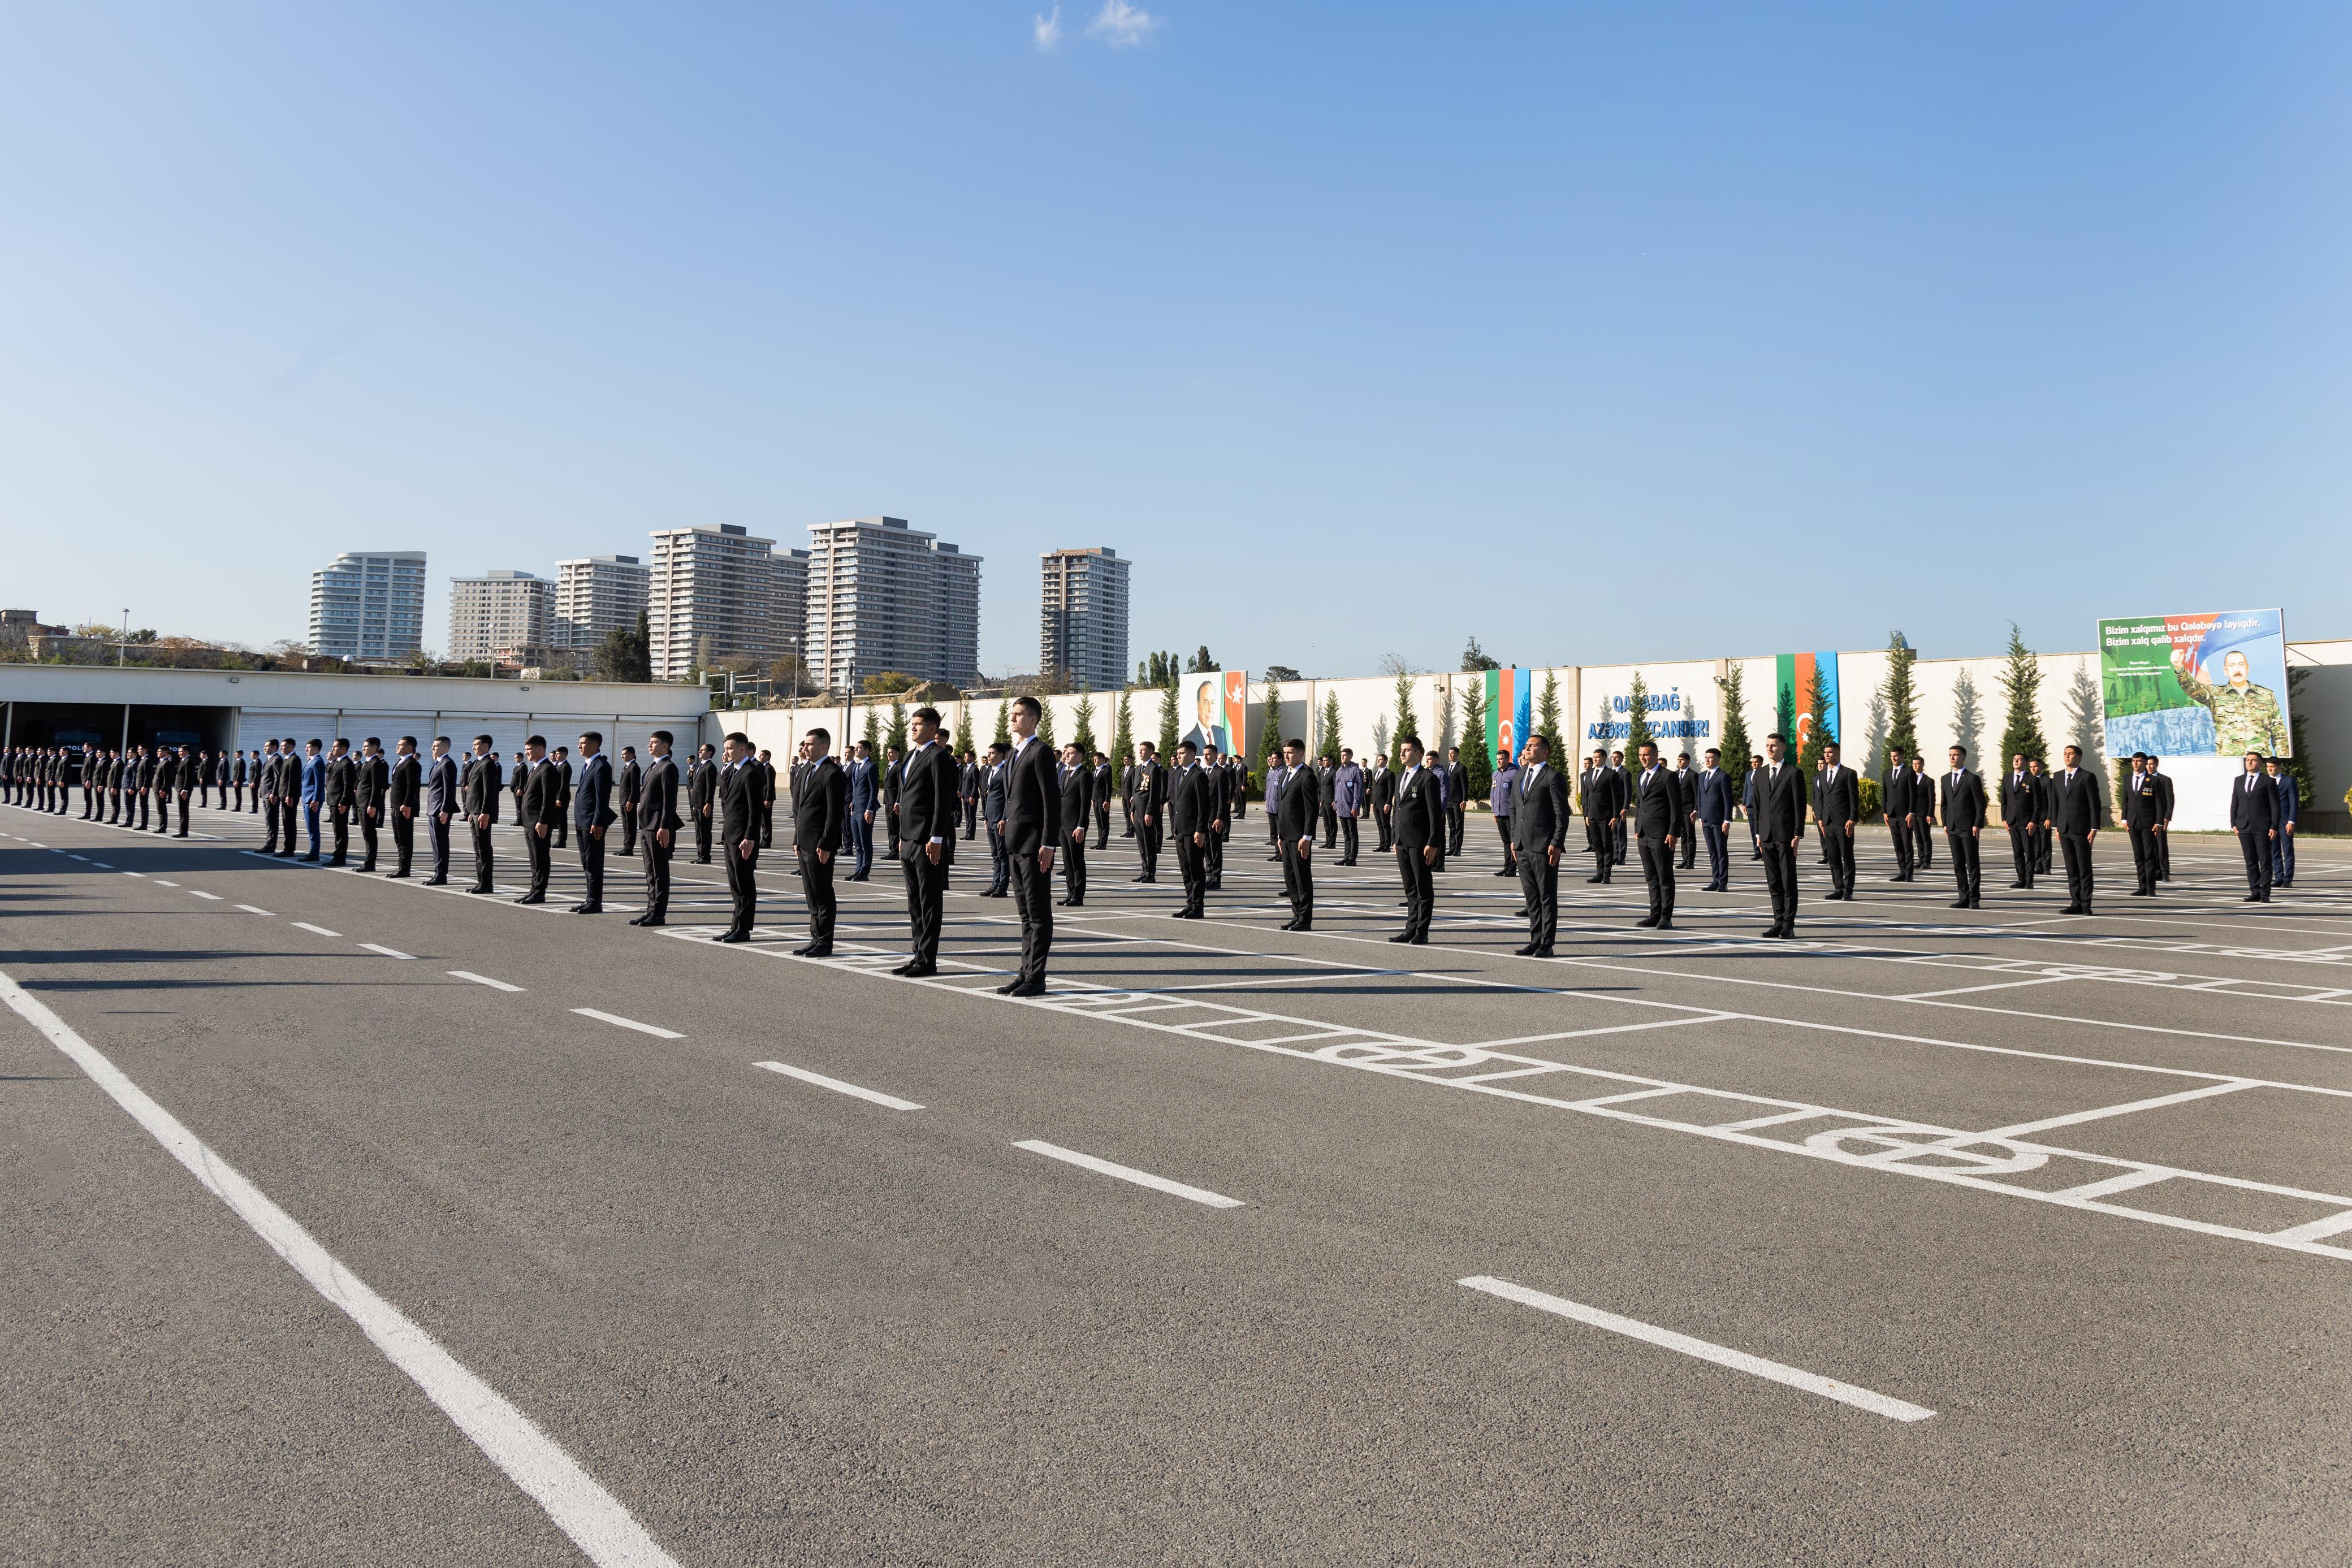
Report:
1486,668,1532,761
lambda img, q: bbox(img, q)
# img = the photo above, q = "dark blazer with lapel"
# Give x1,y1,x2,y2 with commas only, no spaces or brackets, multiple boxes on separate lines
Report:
461,755,502,820
897,744,959,864
1814,764,1858,828
1168,761,1212,839
794,755,847,850
1692,764,1735,826
1630,763,1685,839
1276,765,1321,842
638,756,681,833
1750,761,1809,842
521,759,565,829
2048,766,2102,835
575,753,616,833
1058,757,1091,834
1940,768,1987,831
425,753,459,816
387,754,421,816
1391,763,1445,850
1510,761,1571,857
715,757,759,846
1001,737,1061,857
2228,770,2278,834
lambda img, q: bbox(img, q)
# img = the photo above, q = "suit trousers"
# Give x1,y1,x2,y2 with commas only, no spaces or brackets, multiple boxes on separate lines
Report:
135,789,150,829
525,827,552,896
962,798,978,838
175,792,191,836
284,798,302,852
2033,825,2052,875
2060,831,2094,909
578,829,605,904
262,798,280,852
1637,834,1676,921
1280,840,1312,924
1207,826,1225,881
1495,816,1515,871
1588,821,1614,883
1518,851,1558,951
1322,805,1338,848
552,812,567,850
723,843,757,933
470,823,496,890
1677,822,1696,870
391,812,414,874
2238,828,2272,899
642,834,673,916
903,854,946,967
2008,822,2035,887
1009,847,1054,980
1888,821,1913,878
1823,827,1856,897
1375,809,1393,854
986,821,1010,893
1093,805,1109,849
694,811,713,862
429,812,451,878
1611,816,1627,865
1947,830,1981,903
1396,845,1434,938
358,811,379,868
799,847,837,945
619,809,637,857
1703,823,1729,889
1174,834,1207,914
1137,823,1161,879
757,803,772,850
1063,836,1086,904
1339,817,1359,863
1447,806,1465,858
1759,838,1798,929
1913,820,1934,868
327,806,349,862
849,815,873,878
2155,828,2172,880
2129,824,2156,894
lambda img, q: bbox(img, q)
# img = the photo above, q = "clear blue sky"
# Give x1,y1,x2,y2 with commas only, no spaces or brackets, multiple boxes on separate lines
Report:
5,4,2348,676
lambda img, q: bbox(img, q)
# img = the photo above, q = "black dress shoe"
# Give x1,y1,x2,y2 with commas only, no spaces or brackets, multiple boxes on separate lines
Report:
902,963,937,977
464,885,489,894
1407,933,1428,945
1655,919,1673,930
386,871,410,880
514,894,545,905
1492,868,1516,877
1291,922,1311,932
1969,899,1982,908
1514,943,1538,956
639,916,665,927
1585,874,1605,883
422,877,446,886
1010,978,1047,997
715,929,749,943
576,904,602,915
1531,947,1554,958
995,978,1024,994
1949,899,1970,909
1388,932,1413,943
801,945,832,957
629,915,649,926
1512,908,1529,918
299,854,319,863
1066,899,1083,908
1206,880,1222,890
1635,915,1659,928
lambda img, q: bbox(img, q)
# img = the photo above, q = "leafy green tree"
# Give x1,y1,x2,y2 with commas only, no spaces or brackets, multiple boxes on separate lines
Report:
1071,692,1097,756
887,699,909,756
1460,677,1491,800
1951,667,1985,766
1187,645,1216,673
1716,664,1752,771
1036,698,1056,748
1997,623,2048,766
1320,691,1343,761
1880,631,1918,758
1625,672,1657,759
2286,667,2315,812
1775,666,1798,750
592,610,652,684
1390,665,1417,759
1537,670,1562,757
1110,688,1134,791
1263,664,1302,683
862,706,882,754
992,698,1011,746
1157,669,1179,757
1257,680,1283,769
1797,667,1831,776
1594,688,1613,757
1461,636,1501,672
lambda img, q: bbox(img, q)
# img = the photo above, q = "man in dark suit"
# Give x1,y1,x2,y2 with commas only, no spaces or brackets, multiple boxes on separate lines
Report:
2001,753,2039,890
170,744,197,837
386,737,421,877
461,735,502,893
319,739,355,863
1910,754,1937,870
2045,744,2103,916
616,746,641,858
1091,752,1113,848
1814,742,1859,901
1750,733,1808,938
1940,746,1987,909
1168,739,1213,920
1203,744,1234,887
997,696,1062,990
710,732,761,941
846,742,876,880
1694,747,1735,893
894,707,958,977
1274,738,1320,931
688,743,717,863
1511,733,1571,956
1443,746,1471,859
2025,757,2054,875
354,738,388,870
422,737,459,883
632,731,682,925
790,727,847,954
755,748,777,850
1629,742,1685,929
978,742,1011,897
231,747,248,813
2229,750,2278,902
1672,753,1698,870
2122,754,2161,897
1057,742,1092,907
1580,751,1624,884
882,744,906,864
1369,752,1395,854
1608,749,1631,867
516,737,561,903
1129,742,1166,882
1390,735,1443,945
2147,756,2174,881
1880,745,1914,882
570,730,617,913
959,751,982,841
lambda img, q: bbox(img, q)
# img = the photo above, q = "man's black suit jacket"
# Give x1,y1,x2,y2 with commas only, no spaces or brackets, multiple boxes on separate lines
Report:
1392,764,1445,850
1749,761,1809,842
1511,762,1571,856
1000,737,1061,858
896,744,959,864
1630,764,1685,839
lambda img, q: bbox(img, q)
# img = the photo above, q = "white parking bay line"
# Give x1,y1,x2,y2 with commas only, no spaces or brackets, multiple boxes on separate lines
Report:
572,1007,684,1039
234,904,274,916
190,890,223,901
154,880,179,887
1014,1139,1246,1209
0,968,681,1568
756,1060,923,1111
290,922,341,937
451,971,526,993
1459,1276,1935,1423
360,943,416,960
92,863,113,869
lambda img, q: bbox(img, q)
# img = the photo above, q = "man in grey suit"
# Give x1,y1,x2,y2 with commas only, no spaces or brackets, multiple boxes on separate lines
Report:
1511,734,1570,956
570,730,617,914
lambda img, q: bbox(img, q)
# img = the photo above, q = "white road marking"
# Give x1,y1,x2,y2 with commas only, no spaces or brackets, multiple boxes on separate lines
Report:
153,879,178,887
572,1007,684,1039
1458,1275,1935,1423
359,943,416,960
2050,1168,2173,1202
0,968,682,1568
290,922,341,937
2273,1210,2352,1245
1976,1080,2261,1140
91,862,112,869
68,854,87,861
1014,1139,1246,1209
756,1060,923,1110
189,890,223,901
451,971,526,993
120,870,142,877
234,904,274,916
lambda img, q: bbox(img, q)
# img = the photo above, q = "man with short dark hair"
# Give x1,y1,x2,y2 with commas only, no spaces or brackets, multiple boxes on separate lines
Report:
1091,751,1112,848
791,727,845,954
1331,747,1364,868
570,730,616,913
1169,739,1212,920
386,737,421,878
980,741,1011,897
352,738,387,870
461,735,501,893
1942,746,1987,909
1511,734,1569,956
712,731,761,941
2269,755,2298,888
1752,733,1808,937
1631,741,1684,929
616,744,641,858
1880,744,1914,882
2003,752,2039,890
1390,737,1443,944
1580,751,1623,885
1057,741,1091,908
1674,752,1698,871
1129,742,1166,882
998,696,1062,990
689,743,717,864
517,736,560,904
1814,742,1858,902
2046,744,2103,916
632,731,680,925
1276,739,1319,930
1694,747,1734,894
894,708,957,977
2230,750,2277,902
321,739,356,864
846,740,876,881
2123,753,2162,897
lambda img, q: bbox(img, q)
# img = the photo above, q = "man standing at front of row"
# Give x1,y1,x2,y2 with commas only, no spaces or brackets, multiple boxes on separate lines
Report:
1694,746,1734,893
895,707,957,978
1815,741,1859,901
999,696,1059,991
792,727,846,954
2230,750,2278,903
1276,738,1318,931
1942,745,1986,909
1751,732,1807,939
1631,741,1683,930
713,732,761,942
462,735,501,894
1511,733,1568,957
2047,743,2102,916
632,731,680,926
572,731,616,914
1390,735,1443,945
423,736,459,884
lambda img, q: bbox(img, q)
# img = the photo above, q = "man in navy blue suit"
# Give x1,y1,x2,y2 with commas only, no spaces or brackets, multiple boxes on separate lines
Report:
1693,747,1735,893
846,740,877,881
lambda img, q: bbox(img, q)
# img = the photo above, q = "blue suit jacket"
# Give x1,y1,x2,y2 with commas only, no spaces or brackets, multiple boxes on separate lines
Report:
2277,773,2298,824
847,759,876,812
300,755,326,804
1693,766,1735,824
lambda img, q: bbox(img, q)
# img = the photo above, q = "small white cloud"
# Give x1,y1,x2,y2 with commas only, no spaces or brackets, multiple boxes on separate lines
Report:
1086,0,1161,47
1033,7,1062,49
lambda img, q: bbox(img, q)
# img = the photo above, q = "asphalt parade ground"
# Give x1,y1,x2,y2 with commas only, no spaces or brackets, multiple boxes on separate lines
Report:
6,794,2351,1565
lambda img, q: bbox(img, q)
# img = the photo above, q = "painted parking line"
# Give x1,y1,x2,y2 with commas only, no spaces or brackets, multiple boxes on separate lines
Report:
1014,1139,1246,1209
120,870,142,877
153,879,178,887
571,1007,684,1040
0,968,683,1568
68,854,88,861
451,971,526,993
755,1060,923,1111
290,921,341,937
1458,1275,1935,1423
234,904,274,916
91,862,112,869
190,890,223,901
359,943,416,960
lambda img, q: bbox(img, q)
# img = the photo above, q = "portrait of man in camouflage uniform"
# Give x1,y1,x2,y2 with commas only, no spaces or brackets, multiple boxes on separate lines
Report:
2172,646,2289,757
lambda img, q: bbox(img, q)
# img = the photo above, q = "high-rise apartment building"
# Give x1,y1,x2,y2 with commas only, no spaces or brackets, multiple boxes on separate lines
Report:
447,570,553,663
554,554,651,649
646,525,809,681
804,517,981,692
1039,547,1131,692
308,551,427,661
772,545,811,670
